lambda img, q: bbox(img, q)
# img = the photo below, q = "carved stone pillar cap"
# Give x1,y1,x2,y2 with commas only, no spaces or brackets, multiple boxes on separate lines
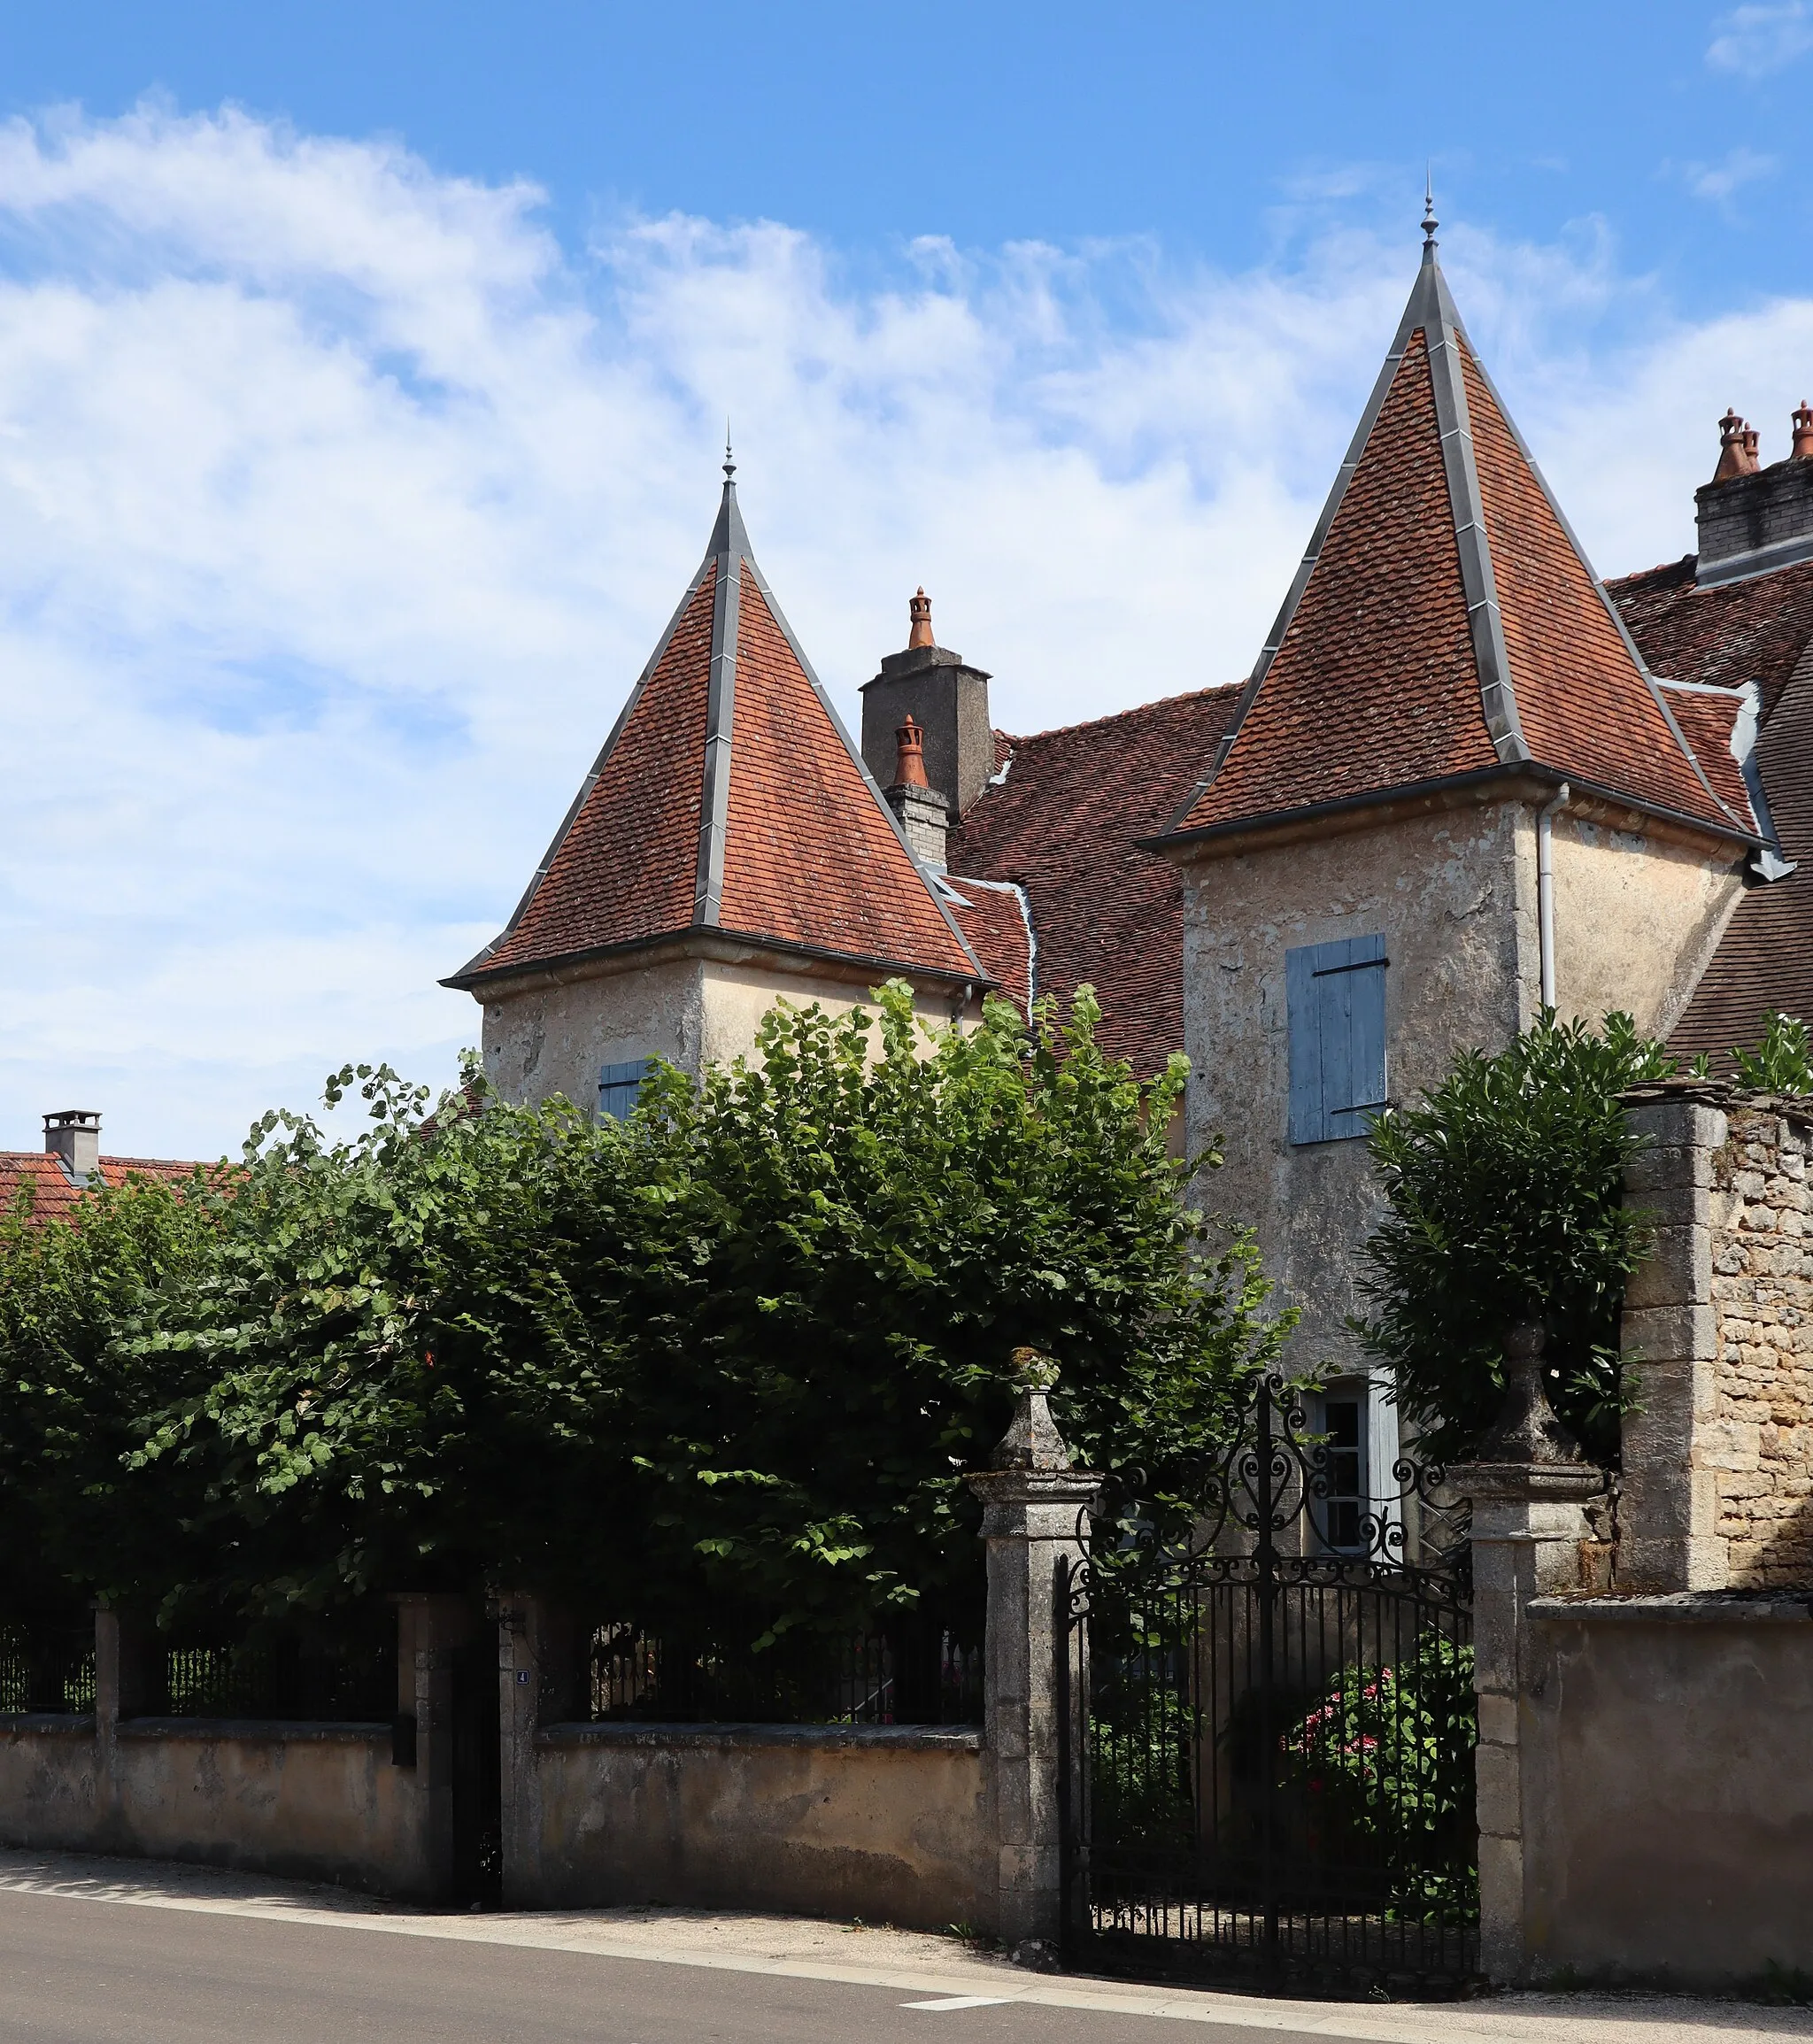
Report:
1449,1460,1607,1506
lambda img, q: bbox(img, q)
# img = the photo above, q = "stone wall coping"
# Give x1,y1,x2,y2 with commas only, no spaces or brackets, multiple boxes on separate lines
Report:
114,1717,391,1742
536,1719,984,1753
0,1713,96,1736
1529,1592,1813,1624
1619,1078,1813,1132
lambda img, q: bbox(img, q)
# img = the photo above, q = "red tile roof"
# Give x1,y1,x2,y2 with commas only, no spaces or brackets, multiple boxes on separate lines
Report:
1652,683,1758,833
448,482,982,993
1611,559,1813,1061
941,877,1033,1015
1164,247,1753,848
948,686,1240,1076
0,1153,212,1227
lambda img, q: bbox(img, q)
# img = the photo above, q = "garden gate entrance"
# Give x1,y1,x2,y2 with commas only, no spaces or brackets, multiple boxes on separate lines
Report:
1060,1373,1477,1994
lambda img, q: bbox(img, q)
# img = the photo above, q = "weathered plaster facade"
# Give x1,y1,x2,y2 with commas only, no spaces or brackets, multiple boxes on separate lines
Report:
1177,795,1538,1371
1548,806,1745,1038
479,938,980,1112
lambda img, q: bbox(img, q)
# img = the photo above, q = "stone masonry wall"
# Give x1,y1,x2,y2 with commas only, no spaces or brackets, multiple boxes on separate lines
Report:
1709,1103,1813,1586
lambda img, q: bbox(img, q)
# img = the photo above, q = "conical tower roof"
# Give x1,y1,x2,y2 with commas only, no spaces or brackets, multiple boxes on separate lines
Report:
1159,228,1759,847
447,469,984,991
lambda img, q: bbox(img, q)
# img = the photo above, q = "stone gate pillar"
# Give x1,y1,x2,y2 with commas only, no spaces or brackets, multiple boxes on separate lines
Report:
966,1372,1099,1954
1454,1325,1605,1985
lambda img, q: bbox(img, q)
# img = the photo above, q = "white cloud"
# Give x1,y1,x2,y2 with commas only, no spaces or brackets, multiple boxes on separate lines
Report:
1678,145,1781,203
1706,1,1813,76
0,105,1809,1158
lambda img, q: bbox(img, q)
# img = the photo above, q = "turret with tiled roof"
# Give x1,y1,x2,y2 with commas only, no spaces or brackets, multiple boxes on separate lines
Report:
446,457,983,999
1155,209,1762,853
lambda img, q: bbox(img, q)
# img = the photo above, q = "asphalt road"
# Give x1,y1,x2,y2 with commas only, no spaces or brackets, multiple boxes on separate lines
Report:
0,1888,1331,2044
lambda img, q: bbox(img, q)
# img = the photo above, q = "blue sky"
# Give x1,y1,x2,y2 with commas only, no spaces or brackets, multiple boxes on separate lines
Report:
8,1,1810,309
3,3,1812,1158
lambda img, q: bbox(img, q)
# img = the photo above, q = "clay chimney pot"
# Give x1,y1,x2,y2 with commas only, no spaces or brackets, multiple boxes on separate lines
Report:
906,587,935,651
894,714,930,790
1794,400,1813,463
1713,407,1762,482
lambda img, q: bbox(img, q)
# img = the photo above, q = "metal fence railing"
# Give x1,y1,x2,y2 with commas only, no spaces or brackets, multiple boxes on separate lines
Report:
151,1628,397,1723
0,1620,97,1716
550,1621,983,1727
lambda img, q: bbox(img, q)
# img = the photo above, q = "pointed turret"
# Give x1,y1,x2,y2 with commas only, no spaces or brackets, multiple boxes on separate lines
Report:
447,464,983,996
1158,229,1756,848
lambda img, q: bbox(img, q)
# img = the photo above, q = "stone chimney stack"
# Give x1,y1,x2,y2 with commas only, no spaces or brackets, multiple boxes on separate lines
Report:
44,1109,101,1183
1695,405,1813,586
884,715,952,871
860,589,993,819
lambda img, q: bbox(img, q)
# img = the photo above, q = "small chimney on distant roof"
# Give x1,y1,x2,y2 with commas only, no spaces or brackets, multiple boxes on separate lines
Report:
860,590,993,821
1714,407,1761,482
907,586,935,650
43,1109,101,1184
884,713,950,870
1793,401,1813,463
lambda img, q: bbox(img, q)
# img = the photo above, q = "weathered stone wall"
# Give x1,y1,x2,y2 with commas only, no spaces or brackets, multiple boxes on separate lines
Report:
1177,795,1536,1373
529,1723,991,1931
1709,1103,1813,1586
475,940,977,1114
1548,812,1743,1041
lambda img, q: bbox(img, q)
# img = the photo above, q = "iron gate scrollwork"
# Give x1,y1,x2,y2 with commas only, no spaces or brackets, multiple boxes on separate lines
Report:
1060,1371,1476,1995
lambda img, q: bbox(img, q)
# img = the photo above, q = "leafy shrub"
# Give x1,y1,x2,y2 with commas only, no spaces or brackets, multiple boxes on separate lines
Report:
1731,1011,1813,1096
1351,1013,1676,1464
1283,1631,1477,1923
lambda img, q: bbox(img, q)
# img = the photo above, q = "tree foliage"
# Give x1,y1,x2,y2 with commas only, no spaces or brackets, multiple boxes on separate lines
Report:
1730,1010,1813,1096
3,985,1287,1639
1351,1012,1675,1464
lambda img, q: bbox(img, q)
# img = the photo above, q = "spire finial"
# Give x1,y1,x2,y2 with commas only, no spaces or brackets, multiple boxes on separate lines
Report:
1422,166,1439,248
723,419,736,483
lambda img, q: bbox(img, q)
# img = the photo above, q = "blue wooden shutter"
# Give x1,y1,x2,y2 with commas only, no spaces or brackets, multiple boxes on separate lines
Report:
1286,935,1387,1143
598,1058,653,1122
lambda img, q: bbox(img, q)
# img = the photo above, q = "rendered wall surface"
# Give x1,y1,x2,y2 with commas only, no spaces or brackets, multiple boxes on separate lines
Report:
479,948,976,1113
1548,814,1743,1039
0,1718,427,1897
1518,1600,1813,1985
1177,799,1536,1372
532,1724,991,1930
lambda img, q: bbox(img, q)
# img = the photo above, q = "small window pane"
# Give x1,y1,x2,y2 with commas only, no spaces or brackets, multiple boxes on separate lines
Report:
1316,1395,1367,1554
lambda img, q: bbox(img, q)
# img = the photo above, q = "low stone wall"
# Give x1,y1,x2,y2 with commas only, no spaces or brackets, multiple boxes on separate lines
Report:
528,1723,991,1932
1517,1594,1813,1986
1709,1104,1813,1585
0,1715,427,1897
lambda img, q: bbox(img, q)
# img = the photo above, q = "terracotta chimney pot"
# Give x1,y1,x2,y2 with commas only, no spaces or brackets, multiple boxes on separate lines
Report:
1794,401,1813,462
1714,407,1762,482
894,714,930,790
907,587,935,651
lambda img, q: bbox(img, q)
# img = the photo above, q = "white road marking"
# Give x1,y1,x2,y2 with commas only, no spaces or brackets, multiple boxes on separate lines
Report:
904,1998,1015,2011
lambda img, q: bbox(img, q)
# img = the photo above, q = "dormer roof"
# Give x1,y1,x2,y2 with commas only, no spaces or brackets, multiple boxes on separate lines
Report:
1156,235,1761,851
446,473,984,993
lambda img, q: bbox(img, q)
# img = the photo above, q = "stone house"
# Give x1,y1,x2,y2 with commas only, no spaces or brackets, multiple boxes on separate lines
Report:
441,217,1810,1531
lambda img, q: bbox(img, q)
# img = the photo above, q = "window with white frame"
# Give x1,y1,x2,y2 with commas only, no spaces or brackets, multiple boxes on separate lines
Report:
1305,1377,1402,1557
598,1058,653,1122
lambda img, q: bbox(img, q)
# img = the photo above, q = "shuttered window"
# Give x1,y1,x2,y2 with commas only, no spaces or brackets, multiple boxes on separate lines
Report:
1285,935,1388,1145
598,1058,653,1122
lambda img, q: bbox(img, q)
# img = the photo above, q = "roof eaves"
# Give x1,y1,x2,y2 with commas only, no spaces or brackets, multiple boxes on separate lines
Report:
441,922,992,996
1140,760,1766,858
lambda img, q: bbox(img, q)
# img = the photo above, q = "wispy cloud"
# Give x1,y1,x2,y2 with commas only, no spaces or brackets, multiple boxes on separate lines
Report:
0,104,1809,1156
1706,1,1813,77
1679,144,1782,203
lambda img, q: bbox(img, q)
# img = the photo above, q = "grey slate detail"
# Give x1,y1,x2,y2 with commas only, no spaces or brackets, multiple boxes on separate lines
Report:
693,486,744,926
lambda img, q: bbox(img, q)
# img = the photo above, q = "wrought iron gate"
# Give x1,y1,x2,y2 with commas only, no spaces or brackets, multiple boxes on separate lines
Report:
1061,1372,1476,1995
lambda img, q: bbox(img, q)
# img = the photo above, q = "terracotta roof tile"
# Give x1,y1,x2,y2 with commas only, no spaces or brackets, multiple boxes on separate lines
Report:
450,484,979,991
949,687,1239,1076
941,878,1034,1015
1611,554,1813,720
1652,684,1758,833
0,1153,214,1227
1167,248,1749,846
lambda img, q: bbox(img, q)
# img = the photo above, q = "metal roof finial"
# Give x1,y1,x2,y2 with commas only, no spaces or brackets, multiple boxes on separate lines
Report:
723,419,736,483
1422,166,1439,247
